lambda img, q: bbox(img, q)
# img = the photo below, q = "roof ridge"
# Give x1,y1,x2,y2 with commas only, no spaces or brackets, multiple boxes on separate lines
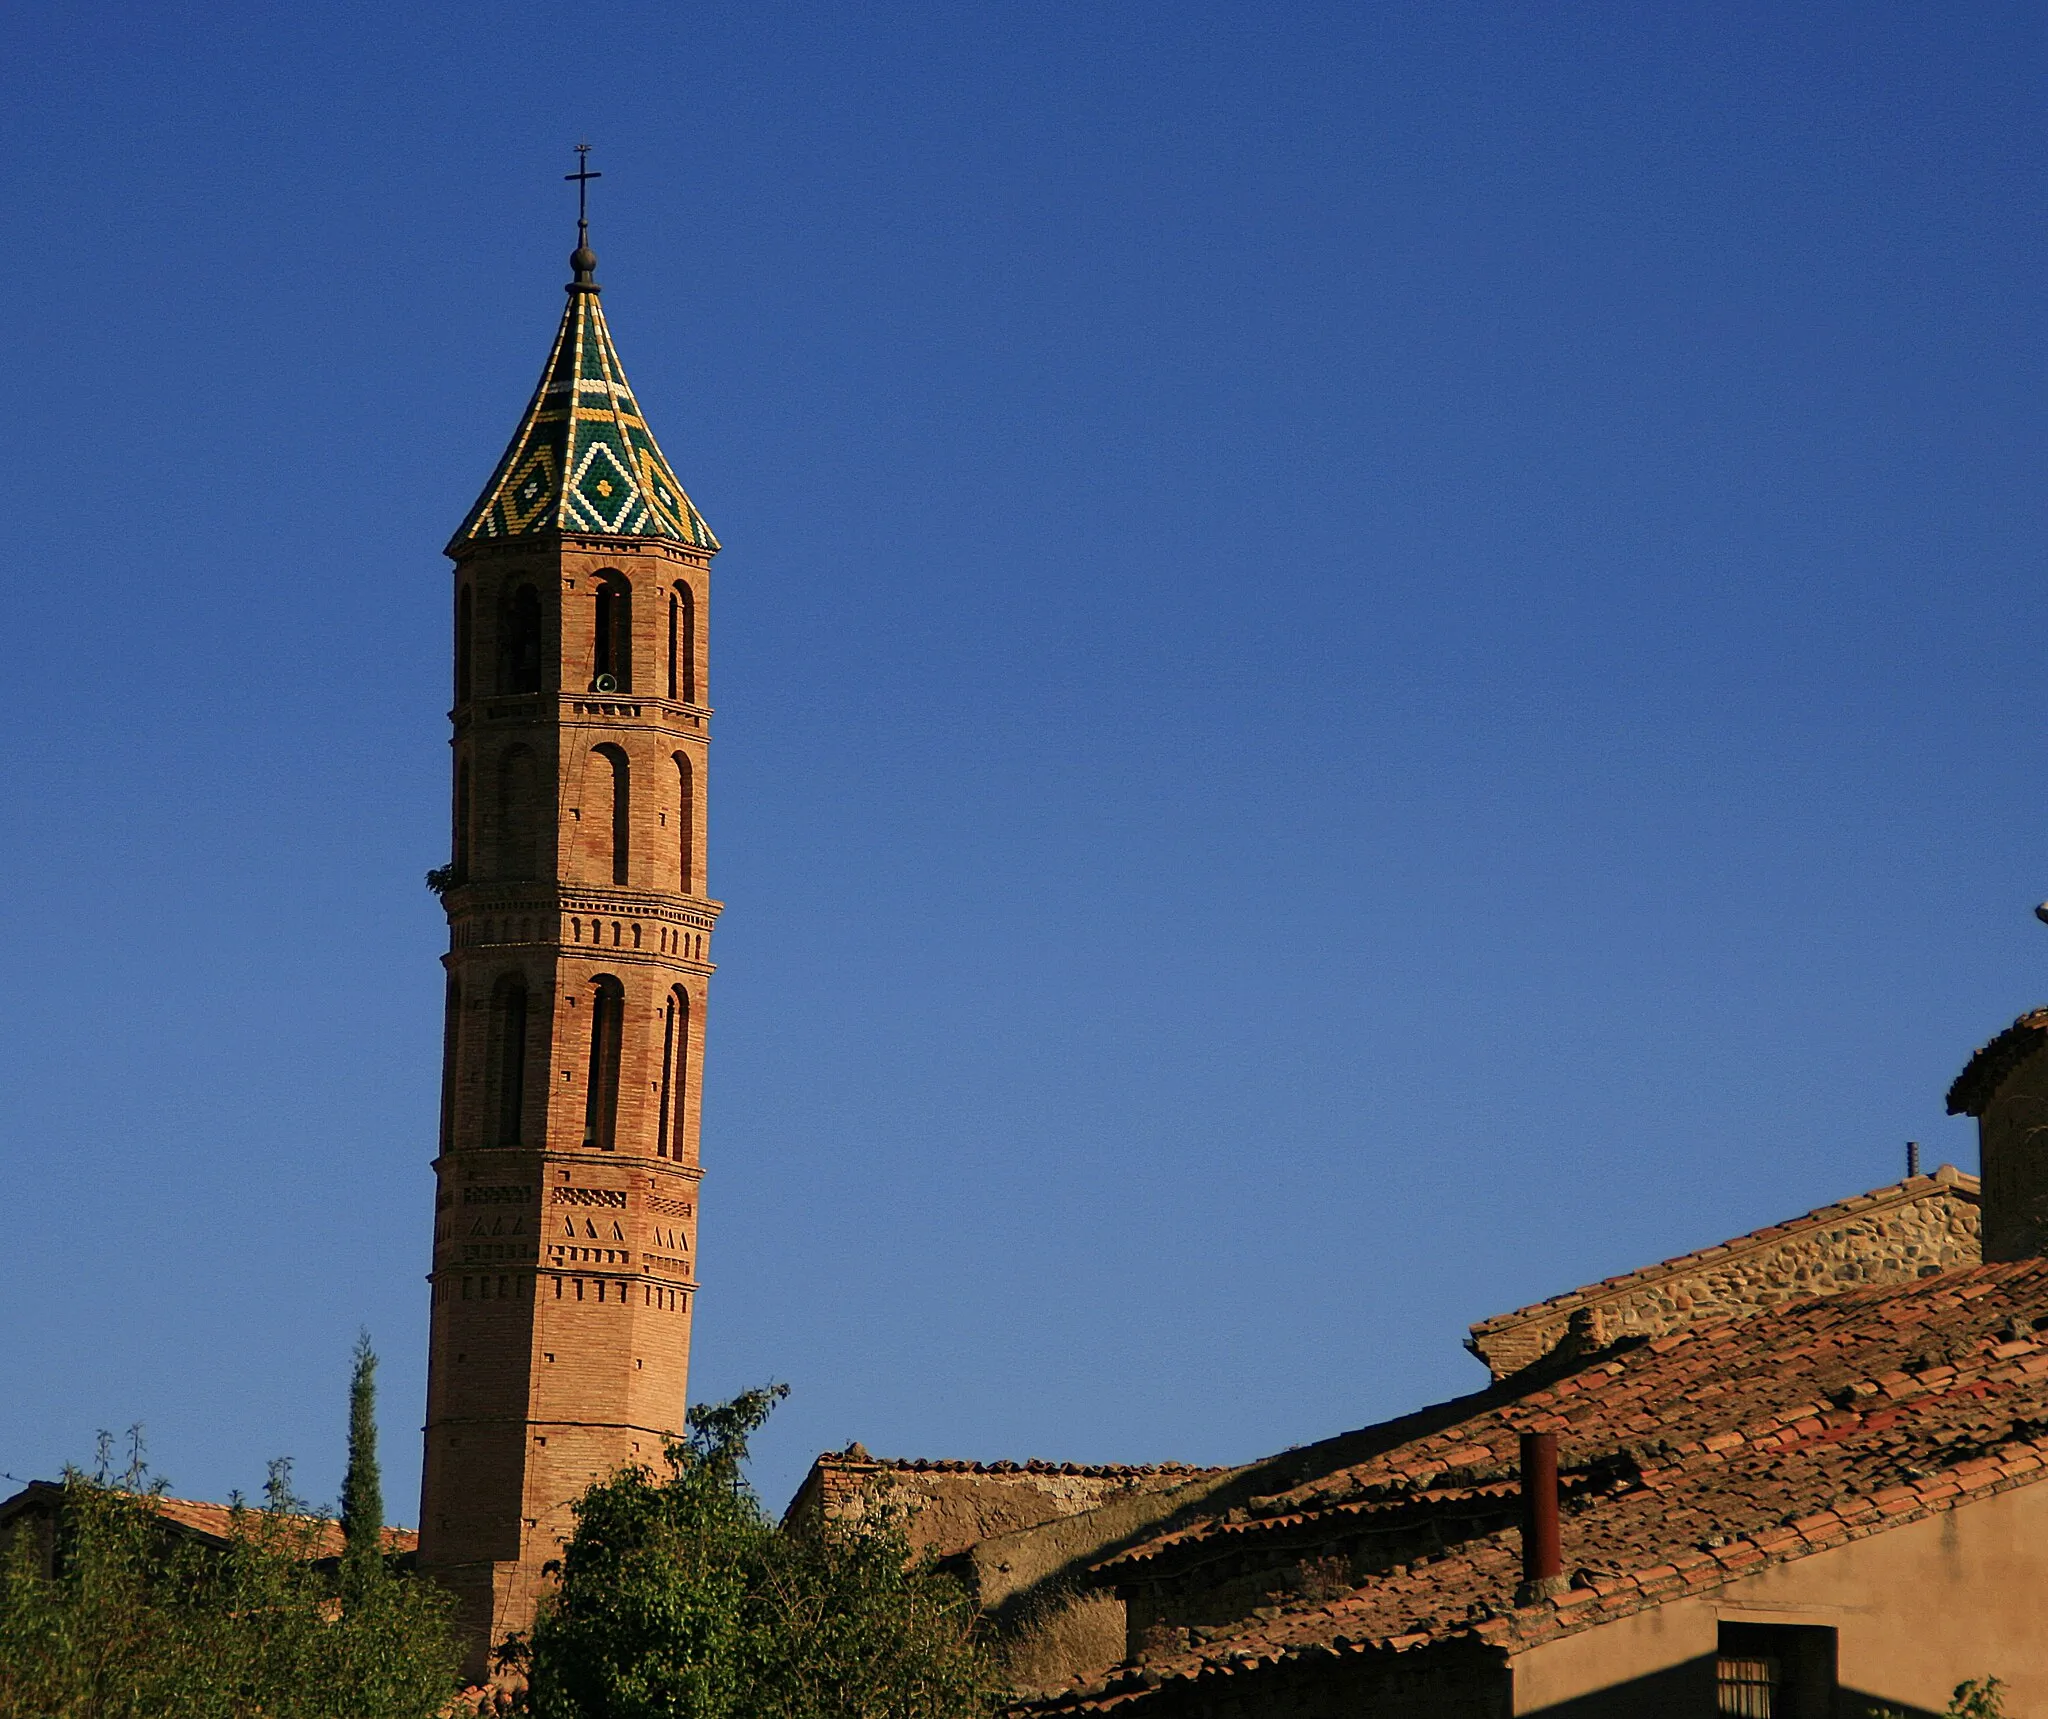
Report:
817,1452,1225,1477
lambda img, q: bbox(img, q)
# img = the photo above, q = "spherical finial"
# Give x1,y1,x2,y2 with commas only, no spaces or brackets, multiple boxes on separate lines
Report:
571,243,598,281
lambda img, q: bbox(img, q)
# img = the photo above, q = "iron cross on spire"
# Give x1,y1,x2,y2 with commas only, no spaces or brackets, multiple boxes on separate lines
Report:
567,143,602,247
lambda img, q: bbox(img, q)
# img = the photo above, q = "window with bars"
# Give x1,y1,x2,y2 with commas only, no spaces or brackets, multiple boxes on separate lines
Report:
1717,1623,1835,1719
1717,1653,1779,1717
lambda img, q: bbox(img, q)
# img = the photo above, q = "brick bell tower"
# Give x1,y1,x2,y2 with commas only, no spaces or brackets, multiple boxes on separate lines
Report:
416,200,720,1670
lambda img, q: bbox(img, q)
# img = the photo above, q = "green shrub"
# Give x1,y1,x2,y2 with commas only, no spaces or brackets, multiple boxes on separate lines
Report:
516,1386,1000,1719
0,1341,459,1719
1868,1676,2009,1719
0,1448,457,1719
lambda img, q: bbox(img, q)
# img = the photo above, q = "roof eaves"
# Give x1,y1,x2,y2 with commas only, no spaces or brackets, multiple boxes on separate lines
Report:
1500,1428,2048,1653
1034,1427,2048,1715
1948,1009,2048,1117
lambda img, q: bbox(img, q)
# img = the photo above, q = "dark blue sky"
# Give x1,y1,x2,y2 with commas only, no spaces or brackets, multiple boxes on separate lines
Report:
1,2,2043,1516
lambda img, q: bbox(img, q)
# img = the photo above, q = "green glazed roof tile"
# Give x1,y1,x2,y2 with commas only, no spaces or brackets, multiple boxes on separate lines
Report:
453,283,717,552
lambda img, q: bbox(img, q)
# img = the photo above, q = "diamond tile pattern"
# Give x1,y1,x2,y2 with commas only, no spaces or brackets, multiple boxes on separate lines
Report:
454,286,716,550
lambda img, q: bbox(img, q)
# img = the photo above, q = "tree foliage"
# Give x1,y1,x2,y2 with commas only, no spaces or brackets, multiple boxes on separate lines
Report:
340,1329,387,1604
1944,1681,2007,1719
0,1435,457,1719
517,1387,1001,1719
1868,1677,2008,1719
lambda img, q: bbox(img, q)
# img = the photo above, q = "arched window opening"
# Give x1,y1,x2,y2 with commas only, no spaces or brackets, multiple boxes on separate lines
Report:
593,577,631,691
613,753,630,884
495,746,540,880
673,752,694,894
500,584,544,694
491,974,529,1146
667,583,696,703
455,586,474,703
656,986,690,1159
438,977,461,1151
593,744,630,885
453,761,472,879
582,976,625,1149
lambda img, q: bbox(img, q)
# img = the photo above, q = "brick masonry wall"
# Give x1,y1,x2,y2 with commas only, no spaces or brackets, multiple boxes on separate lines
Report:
420,533,720,1680
1467,1172,1981,1379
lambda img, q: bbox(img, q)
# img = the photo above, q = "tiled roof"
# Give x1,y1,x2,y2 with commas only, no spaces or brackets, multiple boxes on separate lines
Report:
1947,1008,2048,1116
1026,1261,2048,1713
152,1494,418,1557
452,254,716,552
1467,1168,1977,1344
0,1482,416,1560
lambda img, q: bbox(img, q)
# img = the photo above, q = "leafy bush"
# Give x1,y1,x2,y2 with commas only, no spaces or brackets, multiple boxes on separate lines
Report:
0,1443,458,1719
1947,1681,2009,1719
0,1340,459,1719
516,1387,1001,1719
1868,1677,2009,1719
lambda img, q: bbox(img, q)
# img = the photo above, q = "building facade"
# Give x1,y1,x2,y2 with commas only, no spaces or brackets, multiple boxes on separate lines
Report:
415,231,720,1669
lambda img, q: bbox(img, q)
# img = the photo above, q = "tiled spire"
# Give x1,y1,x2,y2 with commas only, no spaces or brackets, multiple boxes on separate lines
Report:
452,246,717,551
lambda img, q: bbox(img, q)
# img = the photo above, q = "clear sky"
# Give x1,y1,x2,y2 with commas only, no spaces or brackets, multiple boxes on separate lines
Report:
1,1,2043,1519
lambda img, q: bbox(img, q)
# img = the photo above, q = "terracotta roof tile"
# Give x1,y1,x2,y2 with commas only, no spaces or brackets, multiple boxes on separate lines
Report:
0,1485,417,1559
1024,1262,2048,1715
147,1496,416,1557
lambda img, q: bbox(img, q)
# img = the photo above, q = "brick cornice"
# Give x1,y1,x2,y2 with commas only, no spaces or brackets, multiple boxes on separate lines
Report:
441,883,724,918
431,1148,706,1182
453,693,715,735
447,531,714,568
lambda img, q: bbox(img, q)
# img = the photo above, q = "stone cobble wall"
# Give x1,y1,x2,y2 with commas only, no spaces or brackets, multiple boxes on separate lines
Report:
788,1453,1221,1561
1467,1172,1981,1379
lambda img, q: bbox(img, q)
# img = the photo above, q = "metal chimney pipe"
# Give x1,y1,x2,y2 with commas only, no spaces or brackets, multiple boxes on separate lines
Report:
1517,1431,1566,1604
1907,1141,1921,1179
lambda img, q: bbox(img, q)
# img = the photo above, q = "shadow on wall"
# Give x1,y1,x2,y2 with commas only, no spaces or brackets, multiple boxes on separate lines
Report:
1524,1653,1942,1719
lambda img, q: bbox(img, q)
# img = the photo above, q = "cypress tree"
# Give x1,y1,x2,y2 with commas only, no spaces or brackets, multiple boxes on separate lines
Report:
340,1329,386,1596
